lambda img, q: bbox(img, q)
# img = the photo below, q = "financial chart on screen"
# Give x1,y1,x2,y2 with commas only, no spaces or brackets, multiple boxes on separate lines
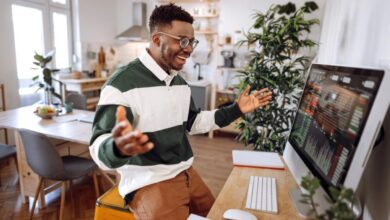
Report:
289,64,384,188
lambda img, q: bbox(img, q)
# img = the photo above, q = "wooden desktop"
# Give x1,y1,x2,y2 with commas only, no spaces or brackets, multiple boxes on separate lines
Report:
207,165,305,220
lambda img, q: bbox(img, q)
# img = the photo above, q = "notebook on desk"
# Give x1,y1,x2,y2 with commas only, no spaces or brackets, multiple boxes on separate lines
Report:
232,150,285,169
77,114,95,123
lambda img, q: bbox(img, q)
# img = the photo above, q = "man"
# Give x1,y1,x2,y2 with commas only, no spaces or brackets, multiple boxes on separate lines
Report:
89,3,272,219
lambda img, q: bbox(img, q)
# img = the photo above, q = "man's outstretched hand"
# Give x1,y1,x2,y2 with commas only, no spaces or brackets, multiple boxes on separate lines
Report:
112,106,154,156
237,86,273,114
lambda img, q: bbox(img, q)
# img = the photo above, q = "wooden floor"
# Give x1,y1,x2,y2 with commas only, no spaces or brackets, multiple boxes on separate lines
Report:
0,134,246,220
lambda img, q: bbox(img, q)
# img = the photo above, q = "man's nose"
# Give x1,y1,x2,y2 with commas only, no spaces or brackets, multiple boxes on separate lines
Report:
182,44,193,53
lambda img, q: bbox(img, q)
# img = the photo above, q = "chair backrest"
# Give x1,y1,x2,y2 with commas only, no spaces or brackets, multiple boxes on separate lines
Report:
18,129,67,180
66,93,87,110
0,84,5,112
0,84,8,144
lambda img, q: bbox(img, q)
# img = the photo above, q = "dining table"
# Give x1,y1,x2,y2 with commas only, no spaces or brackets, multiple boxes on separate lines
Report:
0,105,95,207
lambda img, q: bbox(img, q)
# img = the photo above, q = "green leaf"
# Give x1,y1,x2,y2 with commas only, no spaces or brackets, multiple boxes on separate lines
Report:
34,52,44,63
32,75,39,81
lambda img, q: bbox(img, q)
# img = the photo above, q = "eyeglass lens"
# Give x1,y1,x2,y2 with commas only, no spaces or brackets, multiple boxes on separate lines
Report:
180,38,198,49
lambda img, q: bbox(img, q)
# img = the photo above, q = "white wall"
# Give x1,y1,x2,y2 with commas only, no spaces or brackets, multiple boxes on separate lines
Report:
78,0,117,45
0,0,21,110
317,0,390,219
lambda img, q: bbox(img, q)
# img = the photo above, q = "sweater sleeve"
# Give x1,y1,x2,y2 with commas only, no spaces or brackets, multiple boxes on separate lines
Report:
89,86,136,170
186,95,243,135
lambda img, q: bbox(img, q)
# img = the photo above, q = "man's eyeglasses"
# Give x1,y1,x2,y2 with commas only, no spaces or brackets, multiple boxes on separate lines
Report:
157,32,199,49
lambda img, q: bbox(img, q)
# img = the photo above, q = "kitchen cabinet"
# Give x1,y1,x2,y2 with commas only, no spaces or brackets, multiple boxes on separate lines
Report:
188,81,211,110
61,77,107,110
208,67,242,138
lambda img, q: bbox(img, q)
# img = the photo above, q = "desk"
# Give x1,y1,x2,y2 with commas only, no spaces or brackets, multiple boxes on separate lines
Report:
0,106,94,206
207,166,304,220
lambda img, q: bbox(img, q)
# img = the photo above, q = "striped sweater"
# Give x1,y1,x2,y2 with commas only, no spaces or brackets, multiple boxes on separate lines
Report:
89,49,242,198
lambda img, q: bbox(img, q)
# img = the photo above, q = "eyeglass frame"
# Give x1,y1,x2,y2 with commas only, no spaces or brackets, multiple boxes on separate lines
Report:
157,31,199,49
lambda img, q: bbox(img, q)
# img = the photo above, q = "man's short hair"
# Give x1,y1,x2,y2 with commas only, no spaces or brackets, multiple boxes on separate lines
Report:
149,3,194,33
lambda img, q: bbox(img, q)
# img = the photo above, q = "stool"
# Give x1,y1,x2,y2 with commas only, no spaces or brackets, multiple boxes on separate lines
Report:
95,185,135,220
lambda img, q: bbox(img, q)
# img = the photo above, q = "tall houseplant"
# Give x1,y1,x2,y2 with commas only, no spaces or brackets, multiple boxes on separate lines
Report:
236,2,319,153
31,51,62,105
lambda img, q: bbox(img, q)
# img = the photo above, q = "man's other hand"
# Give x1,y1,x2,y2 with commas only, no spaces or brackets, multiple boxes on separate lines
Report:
112,106,154,156
237,86,273,114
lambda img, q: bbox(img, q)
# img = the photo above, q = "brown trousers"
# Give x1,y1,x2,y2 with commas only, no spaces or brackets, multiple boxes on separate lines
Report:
129,167,215,220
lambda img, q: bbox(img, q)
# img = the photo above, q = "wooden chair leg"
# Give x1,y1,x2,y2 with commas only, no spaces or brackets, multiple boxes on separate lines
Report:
68,180,76,219
92,171,100,198
13,155,18,174
59,182,66,220
100,171,116,186
12,156,19,185
30,177,44,220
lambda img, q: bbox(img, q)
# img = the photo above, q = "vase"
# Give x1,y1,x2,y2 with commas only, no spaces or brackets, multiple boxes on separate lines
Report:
43,87,52,105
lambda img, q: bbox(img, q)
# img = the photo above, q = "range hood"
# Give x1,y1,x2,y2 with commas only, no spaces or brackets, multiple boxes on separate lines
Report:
116,2,149,42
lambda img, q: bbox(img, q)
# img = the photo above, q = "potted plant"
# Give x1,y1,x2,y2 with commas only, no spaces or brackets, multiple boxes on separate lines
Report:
31,51,62,105
300,174,360,220
236,1,320,153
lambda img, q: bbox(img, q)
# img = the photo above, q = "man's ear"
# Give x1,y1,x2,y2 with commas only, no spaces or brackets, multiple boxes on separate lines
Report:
151,33,160,47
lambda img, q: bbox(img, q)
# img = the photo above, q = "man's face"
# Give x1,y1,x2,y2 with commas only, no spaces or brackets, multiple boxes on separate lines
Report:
153,20,195,71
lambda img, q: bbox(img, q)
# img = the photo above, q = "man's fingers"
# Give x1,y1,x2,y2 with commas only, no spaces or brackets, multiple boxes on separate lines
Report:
122,142,154,155
240,86,251,98
112,121,127,138
258,93,272,101
116,106,127,122
116,130,141,146
255,90,272,98
116,106,133,134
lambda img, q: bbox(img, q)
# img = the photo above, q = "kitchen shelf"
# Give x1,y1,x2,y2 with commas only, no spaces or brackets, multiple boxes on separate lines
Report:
217,89,235,95
61,77,106,110
193,14,219,18
195,30,218,35
217,67,242,71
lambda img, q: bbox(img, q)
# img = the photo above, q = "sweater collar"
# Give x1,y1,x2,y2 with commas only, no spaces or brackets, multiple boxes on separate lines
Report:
139,49,178,82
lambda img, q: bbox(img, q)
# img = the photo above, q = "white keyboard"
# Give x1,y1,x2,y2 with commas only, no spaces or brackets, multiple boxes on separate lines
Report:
245,176,278,214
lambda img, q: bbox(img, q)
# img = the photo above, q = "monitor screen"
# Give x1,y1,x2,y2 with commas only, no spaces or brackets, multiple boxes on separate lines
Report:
289,64,384,192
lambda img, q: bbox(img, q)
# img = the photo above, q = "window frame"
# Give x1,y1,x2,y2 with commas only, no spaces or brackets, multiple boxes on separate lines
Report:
12,0,73,70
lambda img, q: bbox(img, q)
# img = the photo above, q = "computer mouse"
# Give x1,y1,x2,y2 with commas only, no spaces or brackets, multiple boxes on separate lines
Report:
223,209,257,220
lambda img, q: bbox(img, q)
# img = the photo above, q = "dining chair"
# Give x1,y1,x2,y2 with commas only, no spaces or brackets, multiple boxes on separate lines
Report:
0,84,17,186
0,143,17,186
65,93,87,110
19,129,100,220
0,84,9,144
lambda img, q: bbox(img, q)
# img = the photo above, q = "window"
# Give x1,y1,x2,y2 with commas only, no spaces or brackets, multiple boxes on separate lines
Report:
52,11,70,68
51,0,67,5
12,4,44,80
11,0,72,105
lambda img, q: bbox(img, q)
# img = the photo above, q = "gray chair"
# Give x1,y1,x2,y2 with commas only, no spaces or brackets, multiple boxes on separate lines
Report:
0,144,17,186
65,93,87,110
18,129,100,220
0,84,17,186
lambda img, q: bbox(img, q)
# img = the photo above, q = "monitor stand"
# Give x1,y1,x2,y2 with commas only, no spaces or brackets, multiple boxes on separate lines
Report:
289,189,316,218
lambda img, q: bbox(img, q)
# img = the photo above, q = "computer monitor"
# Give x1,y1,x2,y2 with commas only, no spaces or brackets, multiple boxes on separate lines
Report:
283,63,389,215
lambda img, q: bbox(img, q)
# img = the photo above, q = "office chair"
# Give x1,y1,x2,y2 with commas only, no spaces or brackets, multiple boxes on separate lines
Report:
18,129,100,220
65,93,87,110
